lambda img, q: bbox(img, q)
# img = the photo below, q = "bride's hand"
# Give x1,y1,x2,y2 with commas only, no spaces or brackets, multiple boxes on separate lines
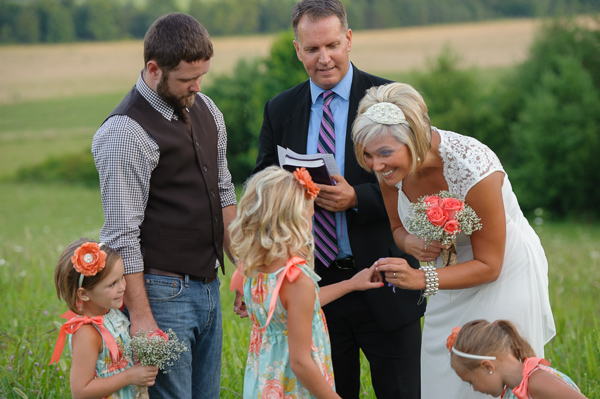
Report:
374,257,424,290
405,235,445,263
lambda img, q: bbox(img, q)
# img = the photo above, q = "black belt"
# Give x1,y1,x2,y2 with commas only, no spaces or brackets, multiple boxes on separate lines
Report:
144,268,217,284
331,257,356,270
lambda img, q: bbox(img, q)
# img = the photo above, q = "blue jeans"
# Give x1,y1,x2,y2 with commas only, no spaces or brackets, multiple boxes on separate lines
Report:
144,274,222,399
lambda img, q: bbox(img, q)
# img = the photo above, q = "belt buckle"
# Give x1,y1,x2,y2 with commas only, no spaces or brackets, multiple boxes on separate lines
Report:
334,257,356,270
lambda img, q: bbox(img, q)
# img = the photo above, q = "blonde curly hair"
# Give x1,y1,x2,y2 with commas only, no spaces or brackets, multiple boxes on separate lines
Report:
229,166,315,276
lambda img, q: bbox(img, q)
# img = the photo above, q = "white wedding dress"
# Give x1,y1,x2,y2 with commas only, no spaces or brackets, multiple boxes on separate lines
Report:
395,128,555,399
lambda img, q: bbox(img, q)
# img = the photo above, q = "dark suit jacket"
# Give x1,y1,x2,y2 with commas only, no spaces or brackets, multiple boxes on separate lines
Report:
254,64,425,330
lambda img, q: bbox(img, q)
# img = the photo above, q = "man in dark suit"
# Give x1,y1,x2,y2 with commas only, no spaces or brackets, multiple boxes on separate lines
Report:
252,1,425,397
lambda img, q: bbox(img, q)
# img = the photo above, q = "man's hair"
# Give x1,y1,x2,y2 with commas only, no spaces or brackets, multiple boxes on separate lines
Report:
291,0,348,40
144,12,214,73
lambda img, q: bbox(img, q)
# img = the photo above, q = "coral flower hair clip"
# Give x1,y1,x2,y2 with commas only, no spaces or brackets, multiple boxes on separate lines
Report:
293,167,320,199
71,242,107,287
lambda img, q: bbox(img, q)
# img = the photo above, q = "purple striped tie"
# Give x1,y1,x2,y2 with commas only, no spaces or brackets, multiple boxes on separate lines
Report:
314,90,338,266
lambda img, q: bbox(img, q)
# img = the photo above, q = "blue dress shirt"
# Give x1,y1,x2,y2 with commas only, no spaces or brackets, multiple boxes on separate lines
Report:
307,67,354,259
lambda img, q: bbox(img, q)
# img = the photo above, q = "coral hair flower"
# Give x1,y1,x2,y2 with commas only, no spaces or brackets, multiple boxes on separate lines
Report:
71,242,106,277
293,167,320,199
446,326,461,352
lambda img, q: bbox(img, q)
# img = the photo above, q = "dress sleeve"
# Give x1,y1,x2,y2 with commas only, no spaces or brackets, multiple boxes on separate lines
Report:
436,128,505,198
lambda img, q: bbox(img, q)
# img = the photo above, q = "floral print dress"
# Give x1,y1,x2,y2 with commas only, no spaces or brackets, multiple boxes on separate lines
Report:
242,257,335,398
69,309,135,399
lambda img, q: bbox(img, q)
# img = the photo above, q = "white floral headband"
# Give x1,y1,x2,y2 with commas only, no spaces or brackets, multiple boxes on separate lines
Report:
447,326,497,360
452,347,497,360
363,102,409,126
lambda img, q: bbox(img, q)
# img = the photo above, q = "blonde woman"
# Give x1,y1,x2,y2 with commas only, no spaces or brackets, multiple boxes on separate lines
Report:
352,82,555,399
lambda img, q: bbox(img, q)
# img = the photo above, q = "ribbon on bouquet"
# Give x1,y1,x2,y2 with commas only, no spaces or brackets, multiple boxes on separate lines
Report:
49,315,119,365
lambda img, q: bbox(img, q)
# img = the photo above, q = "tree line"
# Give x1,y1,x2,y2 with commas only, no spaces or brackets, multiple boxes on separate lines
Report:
1,0,599,44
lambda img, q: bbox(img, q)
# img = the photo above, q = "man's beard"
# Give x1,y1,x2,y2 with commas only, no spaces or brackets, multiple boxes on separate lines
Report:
156,74,196,110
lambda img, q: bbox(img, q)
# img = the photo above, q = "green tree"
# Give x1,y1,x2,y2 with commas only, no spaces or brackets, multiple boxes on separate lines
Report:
509,55,600,216
15,5,41,43
85,0,119,41
203,30,306,183
412,46,484,135
38,0,75,43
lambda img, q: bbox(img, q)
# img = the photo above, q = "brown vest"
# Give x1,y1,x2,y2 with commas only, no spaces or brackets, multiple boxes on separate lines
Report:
107,86,224,278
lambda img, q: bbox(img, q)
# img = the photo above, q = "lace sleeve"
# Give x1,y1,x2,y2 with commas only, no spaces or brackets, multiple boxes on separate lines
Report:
436,129,504,198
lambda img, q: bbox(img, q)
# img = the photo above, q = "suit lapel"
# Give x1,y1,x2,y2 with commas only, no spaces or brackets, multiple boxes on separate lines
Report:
284,85,312,154
344,64,366,184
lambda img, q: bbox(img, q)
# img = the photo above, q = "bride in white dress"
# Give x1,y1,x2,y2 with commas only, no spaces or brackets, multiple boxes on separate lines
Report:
351,82,555,399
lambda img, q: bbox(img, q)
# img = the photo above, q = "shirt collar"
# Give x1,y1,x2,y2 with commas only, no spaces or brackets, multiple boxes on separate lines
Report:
310,63,353,104
135,71,179,121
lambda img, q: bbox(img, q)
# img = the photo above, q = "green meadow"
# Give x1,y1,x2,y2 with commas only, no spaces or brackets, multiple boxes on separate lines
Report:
1,44,600,399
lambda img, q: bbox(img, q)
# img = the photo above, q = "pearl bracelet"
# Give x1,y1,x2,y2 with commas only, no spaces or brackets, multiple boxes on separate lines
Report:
420,265,439,297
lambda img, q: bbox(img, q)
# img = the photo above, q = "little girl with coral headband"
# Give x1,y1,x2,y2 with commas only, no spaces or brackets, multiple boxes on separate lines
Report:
51,238,158,398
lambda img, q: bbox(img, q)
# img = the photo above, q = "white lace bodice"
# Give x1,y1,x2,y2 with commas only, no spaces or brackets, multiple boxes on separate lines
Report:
436,128,504,198
396,128,504,199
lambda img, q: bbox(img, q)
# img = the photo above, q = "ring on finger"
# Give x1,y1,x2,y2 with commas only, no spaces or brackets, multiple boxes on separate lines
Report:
393,272,396,277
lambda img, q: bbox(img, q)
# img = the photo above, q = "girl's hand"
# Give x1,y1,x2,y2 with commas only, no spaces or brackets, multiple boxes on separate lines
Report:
374,257,424,290
127,364,159,386
350,265,384,291
405,235,445,263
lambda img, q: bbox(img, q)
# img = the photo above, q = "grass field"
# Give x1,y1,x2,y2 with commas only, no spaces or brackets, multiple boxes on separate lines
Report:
1,17,599,399
1,181,598,398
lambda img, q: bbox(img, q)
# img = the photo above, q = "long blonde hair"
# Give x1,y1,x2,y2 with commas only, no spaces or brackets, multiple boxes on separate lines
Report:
352,82,431,176
229,166,315,276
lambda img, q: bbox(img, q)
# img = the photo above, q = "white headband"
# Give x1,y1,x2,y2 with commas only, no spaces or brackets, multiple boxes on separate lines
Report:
363,102,409,125
452,347,496,360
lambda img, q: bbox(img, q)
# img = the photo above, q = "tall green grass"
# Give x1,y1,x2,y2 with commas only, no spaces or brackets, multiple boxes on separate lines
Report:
1,181,598,398
0,93,123,179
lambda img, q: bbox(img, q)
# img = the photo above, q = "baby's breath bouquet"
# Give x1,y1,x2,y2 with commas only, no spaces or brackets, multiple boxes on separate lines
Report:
405,191,482,266
127,328,188,399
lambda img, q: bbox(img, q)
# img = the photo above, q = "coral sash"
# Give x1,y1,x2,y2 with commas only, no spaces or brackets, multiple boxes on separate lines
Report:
229,257,306,331
49,315,119,365
509,357,551,399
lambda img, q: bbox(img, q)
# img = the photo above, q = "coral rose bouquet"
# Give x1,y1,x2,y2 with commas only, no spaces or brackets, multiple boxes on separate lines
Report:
405,191,482,266
127,329,188,399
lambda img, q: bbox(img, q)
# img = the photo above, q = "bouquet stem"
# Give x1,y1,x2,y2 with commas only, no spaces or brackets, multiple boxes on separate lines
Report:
441,242,457,267
134,385,149,399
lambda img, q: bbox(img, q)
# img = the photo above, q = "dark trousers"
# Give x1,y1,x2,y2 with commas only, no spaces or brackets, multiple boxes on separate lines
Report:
319,264,422,398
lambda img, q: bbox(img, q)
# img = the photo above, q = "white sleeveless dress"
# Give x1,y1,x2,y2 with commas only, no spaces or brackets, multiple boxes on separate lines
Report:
395,128,555,399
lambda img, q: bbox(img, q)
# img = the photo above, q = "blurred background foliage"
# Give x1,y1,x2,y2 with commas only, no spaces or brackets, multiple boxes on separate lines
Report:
14,17,600,220
1,0,600,44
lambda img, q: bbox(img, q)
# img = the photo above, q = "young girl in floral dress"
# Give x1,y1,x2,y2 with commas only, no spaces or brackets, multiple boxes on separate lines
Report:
447,319,587,399
51,238,158,398
229,166,383,398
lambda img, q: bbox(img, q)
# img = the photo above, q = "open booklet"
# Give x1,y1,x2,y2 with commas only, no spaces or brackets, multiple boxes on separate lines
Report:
277,145,341,185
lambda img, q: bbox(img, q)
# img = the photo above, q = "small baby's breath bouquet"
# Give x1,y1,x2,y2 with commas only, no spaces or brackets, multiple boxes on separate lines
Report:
405,191,482,266
128,328,188,399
